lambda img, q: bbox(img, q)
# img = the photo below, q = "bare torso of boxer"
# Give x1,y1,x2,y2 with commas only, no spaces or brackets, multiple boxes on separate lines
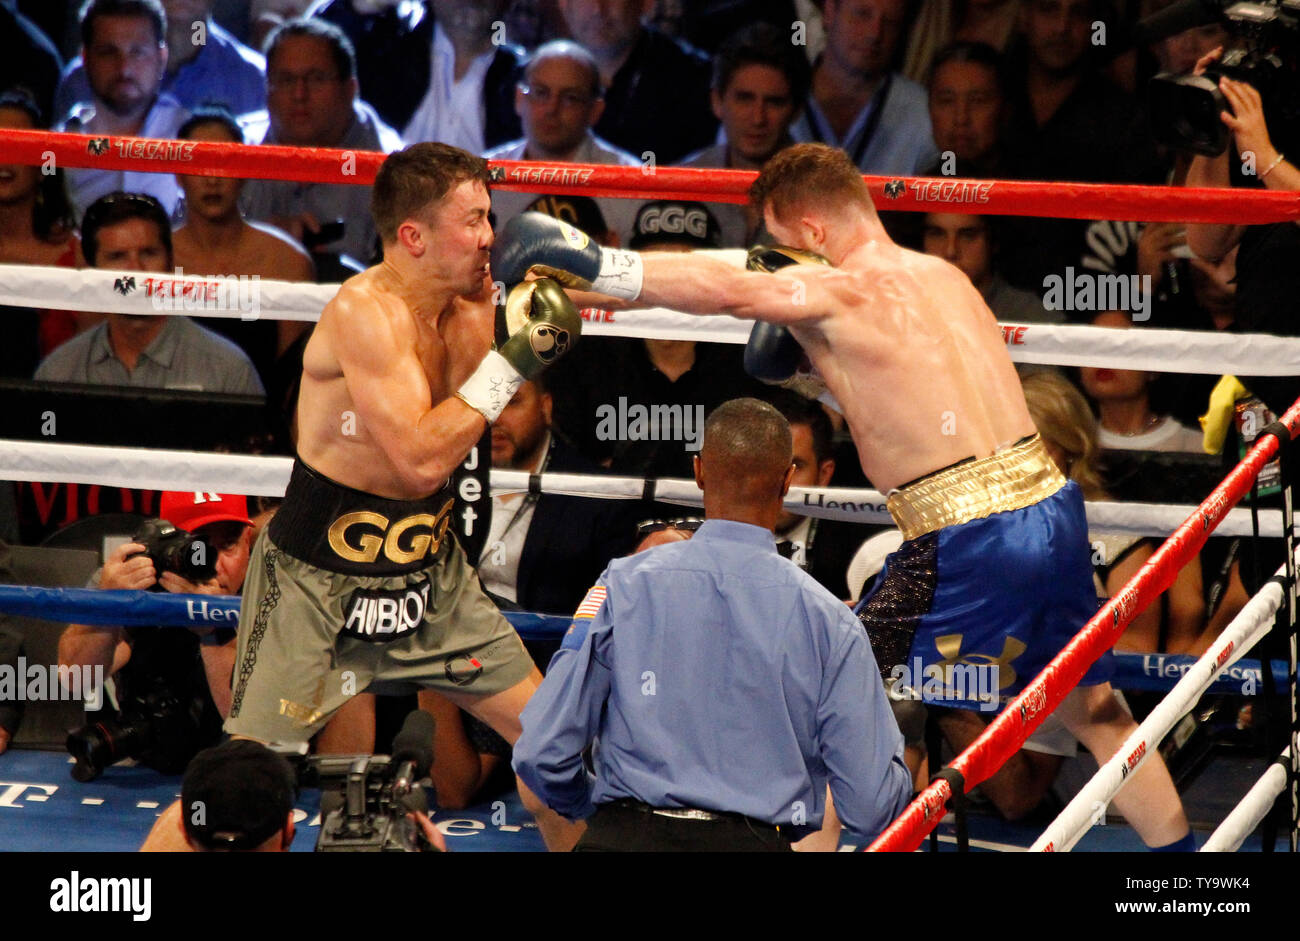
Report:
296,265,494,499
607,232,1035,495
789,242,1035,493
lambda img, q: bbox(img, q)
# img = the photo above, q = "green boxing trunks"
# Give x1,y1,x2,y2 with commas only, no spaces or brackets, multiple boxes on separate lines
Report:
225,458,534,744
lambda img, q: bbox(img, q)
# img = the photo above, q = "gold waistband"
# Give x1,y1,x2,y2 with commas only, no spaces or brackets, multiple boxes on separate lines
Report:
886,434,1066,541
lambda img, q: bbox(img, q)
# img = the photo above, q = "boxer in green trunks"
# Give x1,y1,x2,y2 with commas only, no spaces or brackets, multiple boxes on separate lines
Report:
225,142,584,851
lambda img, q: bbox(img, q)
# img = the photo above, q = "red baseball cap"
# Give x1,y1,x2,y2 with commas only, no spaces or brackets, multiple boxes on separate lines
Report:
159,492,253,532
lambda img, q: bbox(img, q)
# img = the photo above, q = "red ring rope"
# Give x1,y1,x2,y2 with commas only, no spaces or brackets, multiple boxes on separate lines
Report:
867,400,1300,852
2,127,1299,223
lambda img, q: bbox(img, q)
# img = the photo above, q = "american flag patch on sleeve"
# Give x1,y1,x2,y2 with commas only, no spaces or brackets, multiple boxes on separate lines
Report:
573,585,607,619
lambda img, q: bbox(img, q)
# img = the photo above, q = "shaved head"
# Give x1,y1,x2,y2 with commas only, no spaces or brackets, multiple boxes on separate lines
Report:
698,398,793,508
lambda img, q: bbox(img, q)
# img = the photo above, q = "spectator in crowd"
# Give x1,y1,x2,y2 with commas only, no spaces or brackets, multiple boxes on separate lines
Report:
671,0,821,60
546,199,766,482
401,0,525,154
507,0,569,47
56,0,267,120
522,193,619,246
1063,4,1231,342
0,1,64,121
35,192,266,396
763,391,868,599
58,0,191,219
791,0,936,175
479,376,638,614
1079,311,1205,453
1023,369,1205,653
250,0,312,50
925,41,1007,177
997,0,1162,291
171,106,314,387
0,89,85,380
679,22,811,247
514,397,911,850
240,17,403,265
484,40,640,241
902,0,1023,83
310,0,525,149
920,213,1060,325
1186,44,1300,425
560,0,718,165
1141,0,1227,80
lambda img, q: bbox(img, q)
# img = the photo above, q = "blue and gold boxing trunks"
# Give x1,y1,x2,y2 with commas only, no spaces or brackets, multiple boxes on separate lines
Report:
854,434,1111,712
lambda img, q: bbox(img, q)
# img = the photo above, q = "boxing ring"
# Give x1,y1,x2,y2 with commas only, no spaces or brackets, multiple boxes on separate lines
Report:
0,127,1297,853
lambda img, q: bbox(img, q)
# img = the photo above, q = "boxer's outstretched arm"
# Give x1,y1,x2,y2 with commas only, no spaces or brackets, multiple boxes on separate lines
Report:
568,252,837,325
331,287,488,493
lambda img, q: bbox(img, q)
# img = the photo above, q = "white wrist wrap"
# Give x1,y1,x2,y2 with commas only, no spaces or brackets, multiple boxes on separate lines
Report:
591,248,644,300
456,350,523,424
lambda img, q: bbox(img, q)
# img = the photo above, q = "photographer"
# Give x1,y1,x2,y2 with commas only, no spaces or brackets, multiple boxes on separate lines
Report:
58,492,260,779
139,737,448,852
1185,44,1300,419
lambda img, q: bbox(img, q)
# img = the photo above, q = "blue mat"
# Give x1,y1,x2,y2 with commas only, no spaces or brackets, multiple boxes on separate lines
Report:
0,747,1253,852
0,747,544,852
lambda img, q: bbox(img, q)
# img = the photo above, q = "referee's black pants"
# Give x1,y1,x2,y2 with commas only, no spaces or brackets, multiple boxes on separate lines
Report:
574,801,793,852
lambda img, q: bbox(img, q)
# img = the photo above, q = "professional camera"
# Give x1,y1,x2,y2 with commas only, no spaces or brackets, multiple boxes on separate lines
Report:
131,517,216,582
1147,0,1300,155
67,680,212,782
278,710,440,852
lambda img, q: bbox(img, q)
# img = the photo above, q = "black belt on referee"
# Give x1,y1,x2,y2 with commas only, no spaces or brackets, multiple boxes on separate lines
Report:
604,798,784,834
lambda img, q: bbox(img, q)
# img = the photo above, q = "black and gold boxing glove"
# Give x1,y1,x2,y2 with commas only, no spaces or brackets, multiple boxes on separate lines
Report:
456,277,581,422
743,245,832,401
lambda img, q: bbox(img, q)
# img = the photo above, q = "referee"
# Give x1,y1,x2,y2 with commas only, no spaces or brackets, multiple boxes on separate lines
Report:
513,398,911,851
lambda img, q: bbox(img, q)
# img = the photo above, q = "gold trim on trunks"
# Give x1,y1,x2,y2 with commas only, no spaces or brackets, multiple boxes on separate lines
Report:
886,434,1066,541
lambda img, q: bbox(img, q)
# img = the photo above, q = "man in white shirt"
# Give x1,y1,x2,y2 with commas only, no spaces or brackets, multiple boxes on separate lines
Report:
402,0,512,154
790,0,936,175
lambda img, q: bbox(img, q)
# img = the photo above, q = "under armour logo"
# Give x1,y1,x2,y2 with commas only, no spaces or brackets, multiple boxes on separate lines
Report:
113,276,137,295
933,633,1027,691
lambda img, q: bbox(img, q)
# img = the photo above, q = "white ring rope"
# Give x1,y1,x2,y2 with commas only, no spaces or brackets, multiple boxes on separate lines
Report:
1200,747,1291,853
1030,545,1299,852
3,262,1300,375
0,438,1286,538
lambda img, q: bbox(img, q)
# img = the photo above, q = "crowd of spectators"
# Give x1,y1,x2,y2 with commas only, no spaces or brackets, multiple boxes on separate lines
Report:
1,0,1295,822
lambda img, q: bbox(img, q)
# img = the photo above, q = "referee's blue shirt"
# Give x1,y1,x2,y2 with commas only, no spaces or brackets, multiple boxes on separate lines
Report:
512,519,912,843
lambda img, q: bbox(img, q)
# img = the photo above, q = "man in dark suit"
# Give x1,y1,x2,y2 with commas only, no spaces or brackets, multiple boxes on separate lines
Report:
479,375,638,617
765,391,867,600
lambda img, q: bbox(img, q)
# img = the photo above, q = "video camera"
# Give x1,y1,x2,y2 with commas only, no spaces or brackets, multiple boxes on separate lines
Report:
1145,0,1300,154
277,710,440,852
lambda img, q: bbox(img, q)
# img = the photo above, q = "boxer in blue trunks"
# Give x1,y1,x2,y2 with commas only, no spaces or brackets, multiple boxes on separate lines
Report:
491,142,1195,850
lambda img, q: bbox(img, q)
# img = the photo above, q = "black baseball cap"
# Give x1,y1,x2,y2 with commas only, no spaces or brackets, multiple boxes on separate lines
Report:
629,200,722,250
181,739,297,851
524,194,609,239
